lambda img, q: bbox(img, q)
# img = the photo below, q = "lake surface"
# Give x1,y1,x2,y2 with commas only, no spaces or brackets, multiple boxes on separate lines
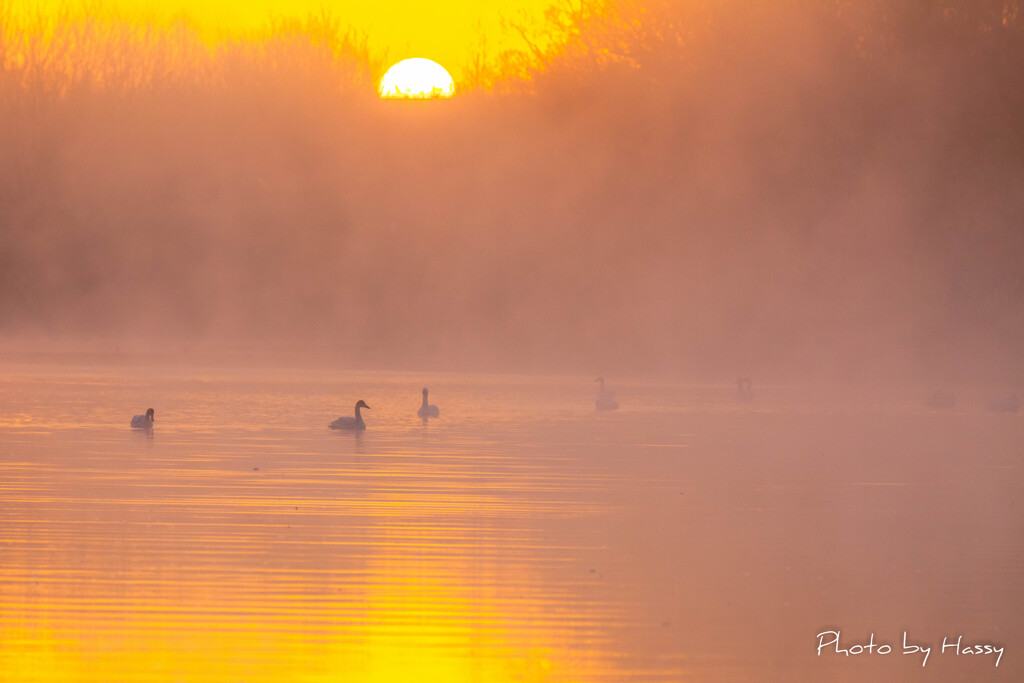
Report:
1,359,1021,681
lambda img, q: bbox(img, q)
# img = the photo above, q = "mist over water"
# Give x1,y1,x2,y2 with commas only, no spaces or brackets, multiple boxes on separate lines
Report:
2,1,1023,382
2,363,1021,682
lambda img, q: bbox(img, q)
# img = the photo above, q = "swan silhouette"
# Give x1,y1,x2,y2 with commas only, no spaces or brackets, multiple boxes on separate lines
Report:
130,408,154,428
418,388,440,418
923,389,956,410
987,394,1020,413
736,378,754,401
595,377,619,411
330,400,370,430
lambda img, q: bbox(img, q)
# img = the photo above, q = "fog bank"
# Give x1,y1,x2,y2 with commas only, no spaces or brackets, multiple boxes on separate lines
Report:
2,1,1023,383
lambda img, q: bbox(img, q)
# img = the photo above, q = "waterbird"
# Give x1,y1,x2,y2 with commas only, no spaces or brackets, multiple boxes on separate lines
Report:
418,388,440,418
736,377,754,401
595,376,619,411
987,393,1020,413
923,389,956,410
330,400,370,430
130,408,154,428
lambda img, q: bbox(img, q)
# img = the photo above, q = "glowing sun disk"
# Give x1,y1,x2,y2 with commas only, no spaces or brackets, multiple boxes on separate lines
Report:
379,58,455,99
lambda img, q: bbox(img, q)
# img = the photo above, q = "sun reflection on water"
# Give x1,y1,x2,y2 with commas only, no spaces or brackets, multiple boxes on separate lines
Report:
0,368,621,682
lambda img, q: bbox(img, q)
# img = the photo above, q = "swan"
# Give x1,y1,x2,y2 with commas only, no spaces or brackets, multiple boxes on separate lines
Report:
595,376,619,411
330,400,370,430
923,389,956,410
987,394,1020,413
130,408,154,428
418,388,440,418
736,377,754,401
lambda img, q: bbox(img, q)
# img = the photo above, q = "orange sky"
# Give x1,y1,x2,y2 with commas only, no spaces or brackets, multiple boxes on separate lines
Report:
19,0,572,81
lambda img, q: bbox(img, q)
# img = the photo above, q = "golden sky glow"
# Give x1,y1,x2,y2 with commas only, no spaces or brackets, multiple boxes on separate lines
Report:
20,0,568,82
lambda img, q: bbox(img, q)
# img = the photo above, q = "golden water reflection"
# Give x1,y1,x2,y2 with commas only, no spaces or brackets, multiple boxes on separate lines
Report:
2,363,1022,682
0,368,625,682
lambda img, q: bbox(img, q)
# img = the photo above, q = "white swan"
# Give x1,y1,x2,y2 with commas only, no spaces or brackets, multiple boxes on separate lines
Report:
330,400,370,430
418,388,440,418
595,377,619,411
130,408,154,428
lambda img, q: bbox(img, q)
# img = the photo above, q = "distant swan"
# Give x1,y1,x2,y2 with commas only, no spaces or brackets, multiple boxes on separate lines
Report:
923,389,956,410
330,400,370,430
736,377,754,401
988,394,1020,413
418,388,440,418
130,408,154,428
595,376,619,411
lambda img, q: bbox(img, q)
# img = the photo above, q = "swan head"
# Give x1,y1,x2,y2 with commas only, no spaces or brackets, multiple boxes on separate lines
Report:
146,408,155,421
422,388,428,395
355,400,370,410
595,376,604,384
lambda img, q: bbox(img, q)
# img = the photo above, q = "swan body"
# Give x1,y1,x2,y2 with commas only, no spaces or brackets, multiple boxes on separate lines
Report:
923,390,956,410
988,394,1020,413
595,376,619,411
736,377,754,401
330,400,370,430
418,388,439,418
130,408,155,428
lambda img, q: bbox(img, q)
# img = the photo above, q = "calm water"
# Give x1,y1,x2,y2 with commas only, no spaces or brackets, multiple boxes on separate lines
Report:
1,359,1021,682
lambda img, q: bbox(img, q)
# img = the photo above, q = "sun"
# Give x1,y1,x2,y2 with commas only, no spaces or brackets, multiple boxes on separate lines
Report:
379,58,455,99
